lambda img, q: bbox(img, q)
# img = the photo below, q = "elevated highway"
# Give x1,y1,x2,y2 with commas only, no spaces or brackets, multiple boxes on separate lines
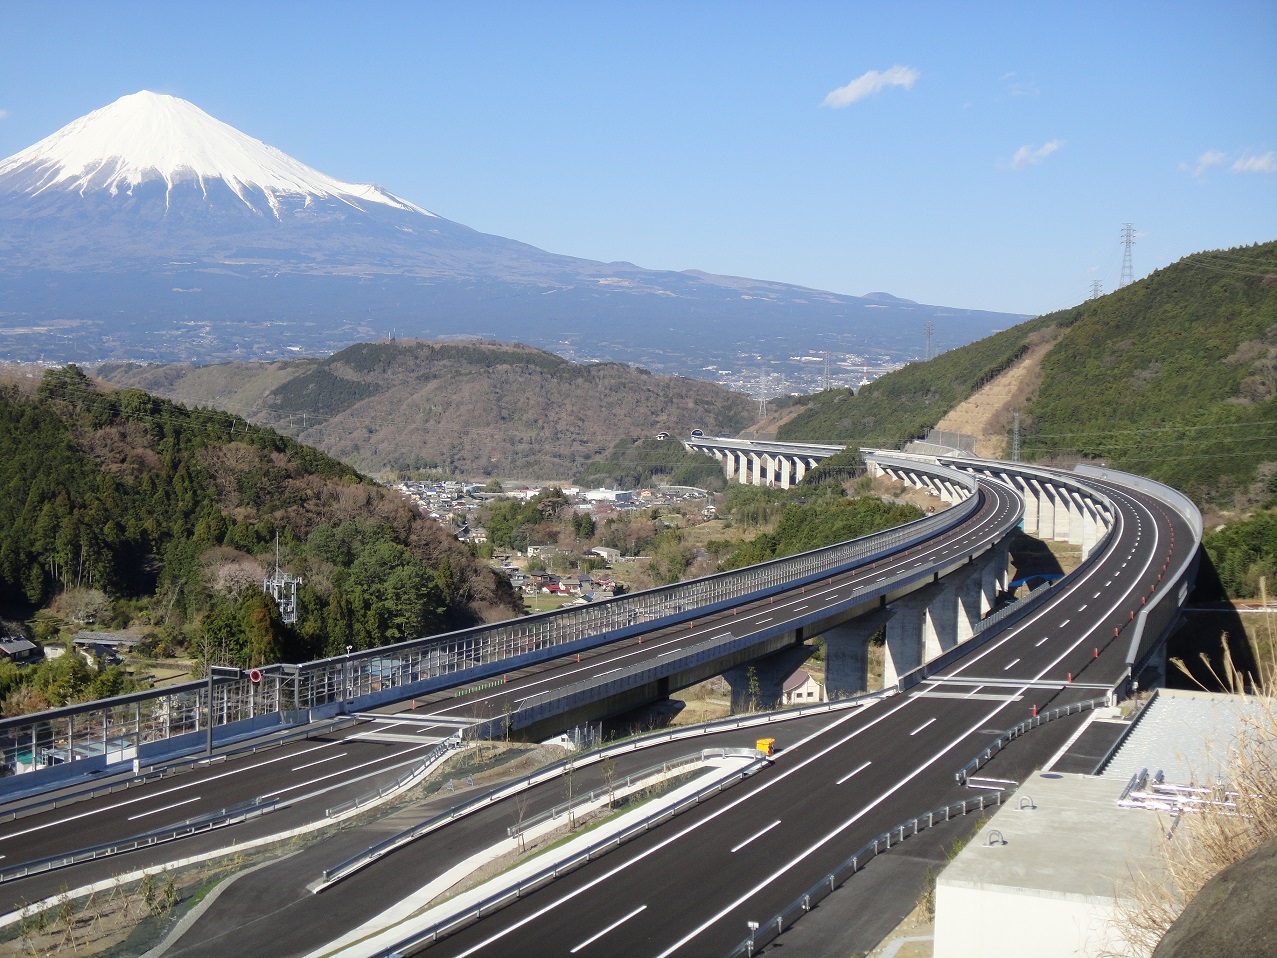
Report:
377,461,1197,958
0,452,1199,958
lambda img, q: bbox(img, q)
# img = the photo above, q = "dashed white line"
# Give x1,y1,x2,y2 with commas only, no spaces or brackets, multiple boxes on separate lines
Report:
1060,619,1070,626
731,819,783,853
1035,636,1049,647
127,796,201,822
1003,658,1021,670
1078,604,1088,611
910,717,937,736
836,761,872,785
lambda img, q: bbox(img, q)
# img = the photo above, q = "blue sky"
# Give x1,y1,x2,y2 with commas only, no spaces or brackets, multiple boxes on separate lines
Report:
1,1,1273,316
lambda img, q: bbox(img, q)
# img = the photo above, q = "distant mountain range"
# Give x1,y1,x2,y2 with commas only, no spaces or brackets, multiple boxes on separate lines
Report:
97,339,758,479
0,91,1028,377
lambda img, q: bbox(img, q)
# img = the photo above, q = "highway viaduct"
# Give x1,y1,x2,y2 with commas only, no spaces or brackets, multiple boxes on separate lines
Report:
0,450,1199,957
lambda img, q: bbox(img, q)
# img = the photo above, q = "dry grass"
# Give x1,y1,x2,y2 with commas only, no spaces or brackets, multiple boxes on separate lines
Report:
1109,642,1277,956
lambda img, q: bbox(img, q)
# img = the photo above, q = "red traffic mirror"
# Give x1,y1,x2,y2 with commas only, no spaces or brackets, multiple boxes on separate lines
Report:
249,668,262,684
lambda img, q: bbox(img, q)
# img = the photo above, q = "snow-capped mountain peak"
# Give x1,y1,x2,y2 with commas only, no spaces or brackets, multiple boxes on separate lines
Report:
0,90,433,218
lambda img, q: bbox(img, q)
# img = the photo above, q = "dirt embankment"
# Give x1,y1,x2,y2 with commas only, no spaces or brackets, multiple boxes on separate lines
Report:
933,329,1062,457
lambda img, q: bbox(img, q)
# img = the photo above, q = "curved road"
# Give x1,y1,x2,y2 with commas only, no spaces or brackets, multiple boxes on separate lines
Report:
0,479,1019,907
397,477,1188,958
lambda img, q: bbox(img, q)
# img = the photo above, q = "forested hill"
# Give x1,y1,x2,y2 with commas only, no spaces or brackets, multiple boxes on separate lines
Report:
0,367,520,673
97,340,757,479
781,241,1277,505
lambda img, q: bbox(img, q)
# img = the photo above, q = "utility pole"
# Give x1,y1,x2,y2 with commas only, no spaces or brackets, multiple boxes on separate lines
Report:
1012,412,1021,462
923,321,935,361
1089,279,1103,300
822,352,830,392
1119,224,1136,288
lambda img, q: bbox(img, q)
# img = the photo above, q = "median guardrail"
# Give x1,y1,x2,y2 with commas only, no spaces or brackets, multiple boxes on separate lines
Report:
364,753,769,957
954,696,1109,786
0,794,280,886
721,790,1007,958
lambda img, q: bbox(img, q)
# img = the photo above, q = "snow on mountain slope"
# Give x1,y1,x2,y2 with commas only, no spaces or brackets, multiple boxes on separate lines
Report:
0,90,432,219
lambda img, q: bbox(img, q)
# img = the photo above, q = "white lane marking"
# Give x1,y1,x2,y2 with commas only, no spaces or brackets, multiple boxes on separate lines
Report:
596,668,622,677
259,742,439,800
127,797,201,822
441,700,906,958
0,741,334,843
1093,592,1102,598
730,819,782,854
1105,580,1112,587
910,717,937,736
1078,604,1088,611
292,752,348,772
825,595,839,602
1035,636,1049,647
570,905,648,954
836,761,872,785
755,617,773,625
651,700,1036,958
1003,658,1021,671
659,650,679,657
1060,619,1070,626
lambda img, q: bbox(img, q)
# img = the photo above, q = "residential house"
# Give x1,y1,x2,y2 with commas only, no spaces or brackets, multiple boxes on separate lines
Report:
782,669,826,706
0,637,37,663
590,546,622,564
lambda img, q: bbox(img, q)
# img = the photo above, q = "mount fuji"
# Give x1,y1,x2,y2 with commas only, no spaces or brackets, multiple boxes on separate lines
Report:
0,91,1027,373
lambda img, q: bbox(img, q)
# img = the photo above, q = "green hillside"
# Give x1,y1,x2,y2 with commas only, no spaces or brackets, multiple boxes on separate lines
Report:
1019,243,1277,503
780,241,1277,504
0,367,519,710
575,438,729,490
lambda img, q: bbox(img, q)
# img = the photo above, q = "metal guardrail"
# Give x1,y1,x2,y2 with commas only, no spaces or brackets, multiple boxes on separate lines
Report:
317,689,892,890
322,736,462,821
0,795,280,885
0,717,356,824
954,696,1109,786
506,747,761,840
0,462,981,788
721,790,1006,958
365,755,769,957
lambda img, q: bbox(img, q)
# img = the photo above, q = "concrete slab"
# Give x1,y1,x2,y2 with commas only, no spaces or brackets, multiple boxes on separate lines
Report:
935,773,1164,958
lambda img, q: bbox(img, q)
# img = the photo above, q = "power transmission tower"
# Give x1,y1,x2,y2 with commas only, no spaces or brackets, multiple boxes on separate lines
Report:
923,320,935,361
1119,224,1136,287
1089,280,1103,300
757,375,769,420
262,533,302,625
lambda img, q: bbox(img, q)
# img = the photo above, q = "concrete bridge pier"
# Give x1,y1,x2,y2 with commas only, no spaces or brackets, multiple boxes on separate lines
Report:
979,541,1010,613
926,563,986,657
723,641,814,713
883,583,946,687
819,612,889,698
